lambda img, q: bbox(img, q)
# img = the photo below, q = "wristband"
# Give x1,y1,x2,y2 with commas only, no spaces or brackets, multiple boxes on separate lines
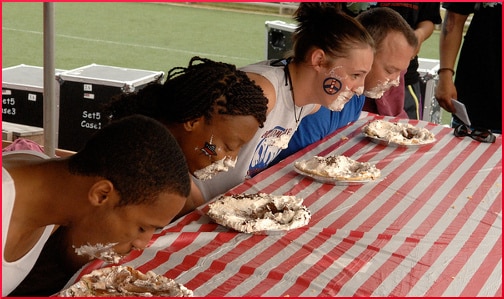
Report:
437,68,455,76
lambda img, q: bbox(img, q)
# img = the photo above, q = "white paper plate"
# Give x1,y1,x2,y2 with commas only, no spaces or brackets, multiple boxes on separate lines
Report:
294,165,376,185
363,133,436,147
207,193,311,234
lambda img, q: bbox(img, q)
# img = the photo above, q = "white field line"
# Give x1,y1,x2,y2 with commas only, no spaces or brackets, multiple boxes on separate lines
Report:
2,27,252,62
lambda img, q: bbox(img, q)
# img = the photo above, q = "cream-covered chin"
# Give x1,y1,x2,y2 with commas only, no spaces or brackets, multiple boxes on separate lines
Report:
328,88,354,111
354,86,364,96
193,156,237,180
363,77,400,99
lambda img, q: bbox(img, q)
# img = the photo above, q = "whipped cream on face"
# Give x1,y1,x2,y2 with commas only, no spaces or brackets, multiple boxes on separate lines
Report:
364,76,400,99
193,156,237,180
328,87,354,111
362,120,436,145
207,193,311,233
58,265,194,297
295,155,380,180
354,86,364,96
74,242,122,264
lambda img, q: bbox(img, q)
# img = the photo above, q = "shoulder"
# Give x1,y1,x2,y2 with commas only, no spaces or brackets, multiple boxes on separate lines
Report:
2,150,49,168
245,72,277,113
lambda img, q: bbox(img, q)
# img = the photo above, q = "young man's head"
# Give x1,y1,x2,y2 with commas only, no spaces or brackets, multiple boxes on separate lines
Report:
357,7,418,99
68,114,191,253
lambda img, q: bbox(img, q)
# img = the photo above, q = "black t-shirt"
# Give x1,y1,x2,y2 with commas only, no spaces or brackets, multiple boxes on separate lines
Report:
443,2,502,130
374,2,442,85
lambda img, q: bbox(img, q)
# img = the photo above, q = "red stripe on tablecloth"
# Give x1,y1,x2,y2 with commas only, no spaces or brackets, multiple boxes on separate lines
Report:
67,119,445,291
386,142,501,296
424,186,502,297
160,162,322,294
320,136,467,296
494,284,503,297
348,139,489,295
210,124,400,296
135,232,205,274
282,130,462,296
229,119,371,196
460,234,502,297
202,184,337,296
235,192,359,296
260,142,431,295
158,232,240,279
177,233,272,292
165,212,204,232
230,165,298,194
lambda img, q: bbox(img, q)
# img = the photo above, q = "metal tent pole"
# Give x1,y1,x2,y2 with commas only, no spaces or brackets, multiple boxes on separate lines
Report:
43,2,58,157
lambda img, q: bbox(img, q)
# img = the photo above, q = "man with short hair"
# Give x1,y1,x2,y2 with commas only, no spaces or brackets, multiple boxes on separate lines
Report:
2,115,191,296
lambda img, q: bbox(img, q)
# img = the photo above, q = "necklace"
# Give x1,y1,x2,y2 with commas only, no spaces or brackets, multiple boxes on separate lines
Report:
283,58,304,125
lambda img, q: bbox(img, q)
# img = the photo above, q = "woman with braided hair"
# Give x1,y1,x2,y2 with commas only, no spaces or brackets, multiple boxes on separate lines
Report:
195,3,375,202
104,56,268,211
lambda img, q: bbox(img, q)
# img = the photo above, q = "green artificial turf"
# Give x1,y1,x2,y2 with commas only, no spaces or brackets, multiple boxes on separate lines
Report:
2,2,293,71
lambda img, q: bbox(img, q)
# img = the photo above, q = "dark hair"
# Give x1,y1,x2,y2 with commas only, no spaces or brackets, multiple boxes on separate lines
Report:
356,7,418,52
104,57,268,128
68,115,191,206
292,3,375,62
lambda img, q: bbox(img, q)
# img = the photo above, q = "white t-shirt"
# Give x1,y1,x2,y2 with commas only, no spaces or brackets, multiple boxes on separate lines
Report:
2,151,55,296
194,60,316,201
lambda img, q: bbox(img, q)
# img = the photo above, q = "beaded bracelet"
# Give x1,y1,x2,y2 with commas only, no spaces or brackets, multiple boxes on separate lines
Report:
437,68,455,76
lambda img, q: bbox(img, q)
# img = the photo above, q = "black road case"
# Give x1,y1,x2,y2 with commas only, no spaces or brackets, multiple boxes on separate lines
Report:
57,64,163,151
2,64,64,128
265,20,297,60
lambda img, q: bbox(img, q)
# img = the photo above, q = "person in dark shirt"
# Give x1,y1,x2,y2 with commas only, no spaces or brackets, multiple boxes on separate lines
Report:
435,2,502,133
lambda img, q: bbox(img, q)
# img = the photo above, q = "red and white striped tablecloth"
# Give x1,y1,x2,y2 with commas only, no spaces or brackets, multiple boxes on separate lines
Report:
69,114,502,297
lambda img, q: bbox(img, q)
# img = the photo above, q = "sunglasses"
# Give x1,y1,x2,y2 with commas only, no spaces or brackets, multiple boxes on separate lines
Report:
454,124,496,143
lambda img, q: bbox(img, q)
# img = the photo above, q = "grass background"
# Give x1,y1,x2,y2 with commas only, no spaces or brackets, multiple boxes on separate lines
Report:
2,2,448,122
2,2,294,70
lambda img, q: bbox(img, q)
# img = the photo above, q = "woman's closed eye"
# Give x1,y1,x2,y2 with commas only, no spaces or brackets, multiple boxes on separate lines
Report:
351,72,367,80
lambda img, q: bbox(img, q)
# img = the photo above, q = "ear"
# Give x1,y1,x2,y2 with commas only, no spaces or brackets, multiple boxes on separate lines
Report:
88,180,116,207
310,48,326,71
183,117,203,132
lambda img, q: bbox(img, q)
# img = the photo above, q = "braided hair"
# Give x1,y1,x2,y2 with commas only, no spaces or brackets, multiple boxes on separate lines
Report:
104,57,268,128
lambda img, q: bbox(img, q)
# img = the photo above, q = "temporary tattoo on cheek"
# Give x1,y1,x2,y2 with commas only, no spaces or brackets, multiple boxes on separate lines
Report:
195,134,218,157
201,142,217,157
323,77,342,95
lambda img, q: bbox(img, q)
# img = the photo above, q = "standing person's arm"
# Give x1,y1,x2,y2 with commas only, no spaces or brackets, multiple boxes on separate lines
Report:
435,9,468,113
413,20,435,56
